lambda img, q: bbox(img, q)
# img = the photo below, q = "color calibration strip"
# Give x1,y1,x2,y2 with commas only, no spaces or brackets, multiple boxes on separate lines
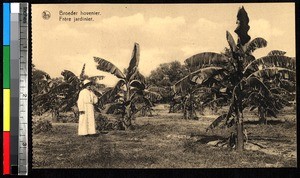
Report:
11,2,20,175
3,2,29,175
3,2,11,175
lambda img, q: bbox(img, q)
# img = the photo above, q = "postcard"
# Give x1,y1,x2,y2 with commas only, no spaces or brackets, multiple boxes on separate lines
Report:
32,3,296,168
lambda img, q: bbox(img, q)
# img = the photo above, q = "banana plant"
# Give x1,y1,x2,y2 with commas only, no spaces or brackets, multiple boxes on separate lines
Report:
129,84,164,117
94,43,164,127
32,65,70,121
172,65,228,119
32,64,68,119
32,65,53,115
32,64,51,97
173,6,296,151
32,64,105,121
59,63,106,116
244,51,296,124
94,43,144,128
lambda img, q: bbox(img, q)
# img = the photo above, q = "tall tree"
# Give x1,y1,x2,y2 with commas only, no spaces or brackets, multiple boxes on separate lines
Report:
147,61,189,103
147,61,188,87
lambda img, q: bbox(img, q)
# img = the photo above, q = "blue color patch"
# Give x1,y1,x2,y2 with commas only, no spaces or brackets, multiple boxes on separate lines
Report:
3,3,10,45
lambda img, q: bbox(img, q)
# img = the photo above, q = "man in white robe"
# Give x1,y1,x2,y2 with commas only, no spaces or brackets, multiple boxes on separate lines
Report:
77,80,98,136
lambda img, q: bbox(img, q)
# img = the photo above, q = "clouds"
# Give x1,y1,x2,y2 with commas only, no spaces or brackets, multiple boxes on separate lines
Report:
54,24,87,37
84,12,225,49
87,13,145,29
81,13,228,78
247,18,294,58
147,16,186,32
86,13,186,32
32,4,295,87
85,13,188,49
181,45,211,57
249,19,284,40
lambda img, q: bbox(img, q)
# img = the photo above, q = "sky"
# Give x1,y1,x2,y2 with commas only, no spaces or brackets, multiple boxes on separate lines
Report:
32,3,295,87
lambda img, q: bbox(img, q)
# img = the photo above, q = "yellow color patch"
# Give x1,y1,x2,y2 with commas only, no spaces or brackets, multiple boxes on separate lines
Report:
3,89,10,131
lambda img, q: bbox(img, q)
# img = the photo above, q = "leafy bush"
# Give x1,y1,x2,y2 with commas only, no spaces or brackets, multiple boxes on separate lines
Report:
58,112,78,123
96,114,125,131
33,119,52,134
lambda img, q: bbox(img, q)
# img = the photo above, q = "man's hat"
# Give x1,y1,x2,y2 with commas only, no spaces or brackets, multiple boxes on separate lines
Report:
83,79,91,85
83,79,92,87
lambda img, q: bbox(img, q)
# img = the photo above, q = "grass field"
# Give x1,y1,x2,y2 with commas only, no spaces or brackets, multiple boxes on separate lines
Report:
33,104,296,168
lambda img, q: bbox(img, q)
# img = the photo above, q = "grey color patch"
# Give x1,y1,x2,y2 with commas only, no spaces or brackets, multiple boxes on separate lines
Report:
10,12,20,171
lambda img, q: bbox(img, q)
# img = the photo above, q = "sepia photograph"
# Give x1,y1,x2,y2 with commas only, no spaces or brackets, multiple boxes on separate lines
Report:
32,3,296,168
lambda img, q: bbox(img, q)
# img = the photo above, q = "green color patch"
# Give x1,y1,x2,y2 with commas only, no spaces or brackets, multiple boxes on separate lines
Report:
3,46,10,88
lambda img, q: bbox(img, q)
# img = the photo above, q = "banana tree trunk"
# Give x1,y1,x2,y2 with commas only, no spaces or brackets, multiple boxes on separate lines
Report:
52,109,59,123
199,103,204,115
191,94,198,120
213,104,218,114
72,105,79,119
236,110,244,151
141,107,146,116
169,100,175,113
183,102,188,119
258,107,267,124
191,108,198,120
123,105,132,128
183,94,197,120
123,83,132,129
212,93,218,114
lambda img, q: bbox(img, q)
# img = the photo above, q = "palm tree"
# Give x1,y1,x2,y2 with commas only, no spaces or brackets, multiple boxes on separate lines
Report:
173,6,296,151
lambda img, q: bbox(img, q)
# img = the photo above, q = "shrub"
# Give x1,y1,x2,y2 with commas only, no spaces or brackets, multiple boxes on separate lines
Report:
33,119,52,134
96,114,125,131
58,112,78,123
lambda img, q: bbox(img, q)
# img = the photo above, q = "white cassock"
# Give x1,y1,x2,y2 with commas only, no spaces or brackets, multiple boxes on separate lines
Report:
77,88,98,135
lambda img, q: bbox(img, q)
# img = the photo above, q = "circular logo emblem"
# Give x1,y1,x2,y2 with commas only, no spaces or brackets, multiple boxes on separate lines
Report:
42,10,51,20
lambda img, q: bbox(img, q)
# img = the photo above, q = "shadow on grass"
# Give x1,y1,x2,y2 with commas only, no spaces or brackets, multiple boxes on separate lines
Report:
84,140,159,168
244,120,284,125
190,133,227,144
248,136,292,143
